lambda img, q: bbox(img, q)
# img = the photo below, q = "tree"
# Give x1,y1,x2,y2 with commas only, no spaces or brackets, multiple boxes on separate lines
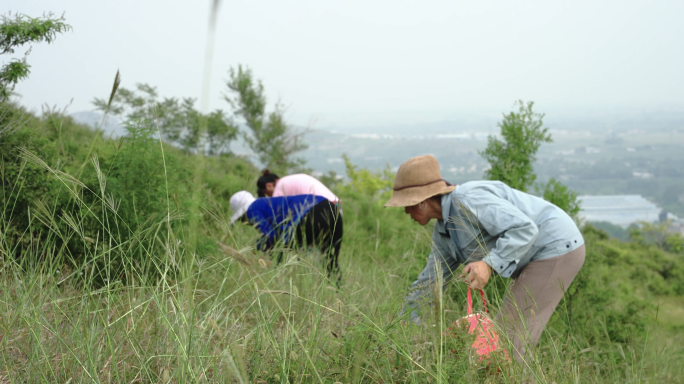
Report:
537,177,581,219
481,101,581,218
224,65,307,173
1,12,71,101
93,83,238,154
480,100,551,192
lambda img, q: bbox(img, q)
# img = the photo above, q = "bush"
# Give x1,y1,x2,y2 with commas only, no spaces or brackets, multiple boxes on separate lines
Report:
538,177,581,220
0,105,70,259
64,120,192,282
202,152,258,205
552,224,684,343
339,153,394,200
87,120,190,228
2,107,258,284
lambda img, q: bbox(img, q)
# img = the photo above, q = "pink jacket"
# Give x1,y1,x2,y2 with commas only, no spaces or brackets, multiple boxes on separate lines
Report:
272,174,339,203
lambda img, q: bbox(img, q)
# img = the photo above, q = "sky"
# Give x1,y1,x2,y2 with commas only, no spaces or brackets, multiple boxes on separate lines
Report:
3,0,684,128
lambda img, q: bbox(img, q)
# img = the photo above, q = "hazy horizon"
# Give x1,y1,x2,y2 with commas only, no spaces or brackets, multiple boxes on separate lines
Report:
4,0,684,128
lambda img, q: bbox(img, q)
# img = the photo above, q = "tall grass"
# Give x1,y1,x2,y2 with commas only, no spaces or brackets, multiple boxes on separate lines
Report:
1,134,683,383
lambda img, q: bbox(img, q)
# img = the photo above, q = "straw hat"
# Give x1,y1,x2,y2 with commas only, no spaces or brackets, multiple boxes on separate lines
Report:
230,190,256,224
384,155,456,207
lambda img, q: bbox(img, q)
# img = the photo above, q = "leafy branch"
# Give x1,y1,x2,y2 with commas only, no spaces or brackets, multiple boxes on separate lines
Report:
224,65,308,173
0,12,71,101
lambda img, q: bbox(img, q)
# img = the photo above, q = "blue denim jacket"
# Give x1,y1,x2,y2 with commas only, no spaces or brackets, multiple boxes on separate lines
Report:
405,181,584,322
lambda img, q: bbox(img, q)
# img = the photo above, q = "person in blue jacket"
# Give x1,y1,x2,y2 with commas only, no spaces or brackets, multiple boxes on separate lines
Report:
229,191,344,283
385,155,585,363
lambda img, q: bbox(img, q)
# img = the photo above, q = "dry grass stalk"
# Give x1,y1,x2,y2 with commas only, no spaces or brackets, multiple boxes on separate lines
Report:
217,242,252,265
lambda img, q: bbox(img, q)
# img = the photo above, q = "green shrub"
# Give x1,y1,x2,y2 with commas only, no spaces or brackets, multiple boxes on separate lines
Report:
553,224,684,342
538,177,581,219
0,105,70,259
339,153,394,200
2,105,258,285
61,120,191,282
202,152,257,205
89,120,190,228
630,221,684,254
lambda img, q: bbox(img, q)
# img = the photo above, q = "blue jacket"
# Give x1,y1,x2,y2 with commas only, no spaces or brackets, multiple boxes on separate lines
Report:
246,195,327,250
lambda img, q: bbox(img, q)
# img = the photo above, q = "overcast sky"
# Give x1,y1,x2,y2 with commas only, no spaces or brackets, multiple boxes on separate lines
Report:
4,0,684,128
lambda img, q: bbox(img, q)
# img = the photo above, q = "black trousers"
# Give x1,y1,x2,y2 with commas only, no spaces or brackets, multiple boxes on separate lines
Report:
291,200,344,282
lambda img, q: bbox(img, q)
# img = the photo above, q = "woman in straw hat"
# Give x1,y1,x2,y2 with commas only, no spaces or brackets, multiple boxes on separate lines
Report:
386,155,585,362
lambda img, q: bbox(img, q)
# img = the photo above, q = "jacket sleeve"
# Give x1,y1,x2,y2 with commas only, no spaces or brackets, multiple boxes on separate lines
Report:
404,227,462,324
463,192,539,278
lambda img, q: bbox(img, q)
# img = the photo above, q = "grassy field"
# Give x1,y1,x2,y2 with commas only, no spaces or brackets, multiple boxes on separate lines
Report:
1,213,683,383
2,106,684,383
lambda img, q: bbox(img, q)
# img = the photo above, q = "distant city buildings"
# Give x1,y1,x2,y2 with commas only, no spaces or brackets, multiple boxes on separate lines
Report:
347,132,491,141
578,195,684,235
578,195,661,227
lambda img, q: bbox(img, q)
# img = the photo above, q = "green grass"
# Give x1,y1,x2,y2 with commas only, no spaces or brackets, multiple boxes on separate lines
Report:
1,216,683,383
1,104,684,383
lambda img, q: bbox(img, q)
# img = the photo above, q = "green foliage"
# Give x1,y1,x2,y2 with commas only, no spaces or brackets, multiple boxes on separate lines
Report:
480,100,552,192
559,234,651,343
551,224,684,345
0,106,66,257
0,100,26,139
0,12,71,101
589,221,631,241
224,65,307,173
315,169,342,191
483,101,581,220
93,83,238,154
629,221,684,254
201,153,258,203
0,60,29,90
537,177,581,219
71,120,194,283
93,120,190,227
339,153,394,200
1,103,257,284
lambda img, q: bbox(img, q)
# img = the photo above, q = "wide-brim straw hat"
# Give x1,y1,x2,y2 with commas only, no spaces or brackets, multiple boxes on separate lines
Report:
230,190,256,224
384,155,456,207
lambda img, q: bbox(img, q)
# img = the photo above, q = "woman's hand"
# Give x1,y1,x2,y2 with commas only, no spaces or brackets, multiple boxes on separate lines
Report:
463,261,492,290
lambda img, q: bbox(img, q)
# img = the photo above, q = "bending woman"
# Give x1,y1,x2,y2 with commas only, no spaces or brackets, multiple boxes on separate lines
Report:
256,170,340,204
385,155,585,362
230,191,344,284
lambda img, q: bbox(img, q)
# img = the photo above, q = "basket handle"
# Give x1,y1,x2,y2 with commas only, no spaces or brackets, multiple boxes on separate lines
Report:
467,286,488,315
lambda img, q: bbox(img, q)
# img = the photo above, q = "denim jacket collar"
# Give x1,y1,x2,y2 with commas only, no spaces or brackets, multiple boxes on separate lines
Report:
436,191,456,234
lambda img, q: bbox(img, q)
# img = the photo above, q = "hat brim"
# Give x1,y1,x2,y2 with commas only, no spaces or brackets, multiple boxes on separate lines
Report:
229,205,249,225
384,184,456,208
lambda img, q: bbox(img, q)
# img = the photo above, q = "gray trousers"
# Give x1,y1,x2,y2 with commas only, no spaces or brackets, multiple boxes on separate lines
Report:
496,245,586,363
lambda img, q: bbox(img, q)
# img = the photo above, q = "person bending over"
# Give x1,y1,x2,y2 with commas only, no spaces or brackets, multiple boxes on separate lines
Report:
230,191,344,285
256,170,340,204
385,155,585,363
